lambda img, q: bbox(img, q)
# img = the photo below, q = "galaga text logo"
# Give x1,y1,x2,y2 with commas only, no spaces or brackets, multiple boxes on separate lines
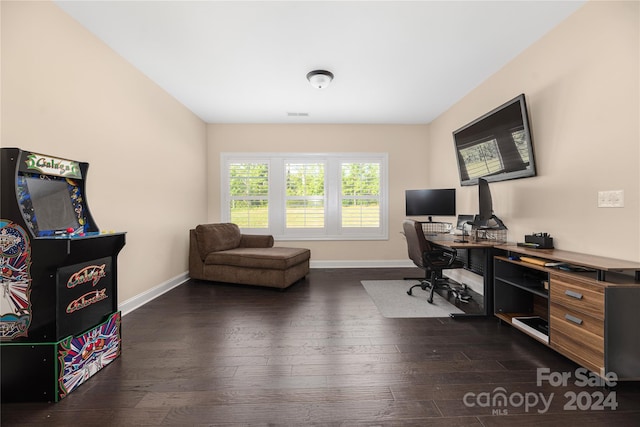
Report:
25,153,81,178
67,264,106,288
66,289,107,313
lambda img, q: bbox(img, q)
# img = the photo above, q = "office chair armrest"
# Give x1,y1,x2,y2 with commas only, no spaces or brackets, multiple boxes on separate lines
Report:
423,247,459,267
441,247,459,266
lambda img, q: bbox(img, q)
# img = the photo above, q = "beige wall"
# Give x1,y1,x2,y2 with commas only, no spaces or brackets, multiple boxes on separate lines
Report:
429,0,639,261
207,124,429,263
1,1,208,303
208,1,639,263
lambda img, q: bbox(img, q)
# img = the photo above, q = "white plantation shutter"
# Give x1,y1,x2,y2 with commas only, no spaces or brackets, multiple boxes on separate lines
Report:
226,161,269,228
341,162,381,228
285,162,325,228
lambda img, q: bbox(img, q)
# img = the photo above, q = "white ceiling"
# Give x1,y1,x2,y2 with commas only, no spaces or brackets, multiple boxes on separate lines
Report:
54,1,585,124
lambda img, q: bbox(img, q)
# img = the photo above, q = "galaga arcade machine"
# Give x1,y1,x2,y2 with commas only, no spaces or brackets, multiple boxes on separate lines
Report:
1,148,125,402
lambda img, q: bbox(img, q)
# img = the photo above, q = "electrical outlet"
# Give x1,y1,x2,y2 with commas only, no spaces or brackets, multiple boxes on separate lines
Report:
597,190,624,208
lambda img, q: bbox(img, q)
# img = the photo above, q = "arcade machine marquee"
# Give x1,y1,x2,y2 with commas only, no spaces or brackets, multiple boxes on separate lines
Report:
1,148,125,402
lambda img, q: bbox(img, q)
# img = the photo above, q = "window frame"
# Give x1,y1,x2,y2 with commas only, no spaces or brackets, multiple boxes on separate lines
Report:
221,153,388,241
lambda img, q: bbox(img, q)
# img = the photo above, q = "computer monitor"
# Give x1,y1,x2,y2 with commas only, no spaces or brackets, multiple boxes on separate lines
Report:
454,214,475,243
476,178,506,229
405,188,456,222
456,214,474,230
478,178,493,223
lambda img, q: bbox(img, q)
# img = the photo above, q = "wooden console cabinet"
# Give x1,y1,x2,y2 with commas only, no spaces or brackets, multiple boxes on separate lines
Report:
493,245,640,380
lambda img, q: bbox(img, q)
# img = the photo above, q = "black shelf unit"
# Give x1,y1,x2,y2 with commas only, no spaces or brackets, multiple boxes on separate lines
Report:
494,257,550,342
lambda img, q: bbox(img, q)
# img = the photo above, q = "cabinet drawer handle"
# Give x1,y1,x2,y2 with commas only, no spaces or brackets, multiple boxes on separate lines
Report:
565,290,583,300
565,314,583,325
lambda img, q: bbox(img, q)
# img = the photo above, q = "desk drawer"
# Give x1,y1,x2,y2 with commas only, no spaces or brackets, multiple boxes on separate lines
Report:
550,302,604,372
550,273,604,320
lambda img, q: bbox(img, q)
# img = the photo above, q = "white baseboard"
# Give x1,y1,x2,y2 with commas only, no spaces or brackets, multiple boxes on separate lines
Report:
310,259,414,269
119,272,189,316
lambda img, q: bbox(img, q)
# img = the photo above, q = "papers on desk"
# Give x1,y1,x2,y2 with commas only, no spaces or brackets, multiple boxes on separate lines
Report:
519,256,570,268
519,256,548,267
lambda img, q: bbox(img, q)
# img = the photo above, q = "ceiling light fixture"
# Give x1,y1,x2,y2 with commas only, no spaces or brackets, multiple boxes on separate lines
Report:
306,70,334,89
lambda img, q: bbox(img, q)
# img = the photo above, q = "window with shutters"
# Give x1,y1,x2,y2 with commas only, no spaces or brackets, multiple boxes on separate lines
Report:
227,161,269,228
285,162,325,229
341,162,380,228
221,153,387,240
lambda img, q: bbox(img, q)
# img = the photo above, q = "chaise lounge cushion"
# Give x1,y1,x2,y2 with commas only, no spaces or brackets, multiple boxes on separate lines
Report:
195,223,243,259
204,247,310,270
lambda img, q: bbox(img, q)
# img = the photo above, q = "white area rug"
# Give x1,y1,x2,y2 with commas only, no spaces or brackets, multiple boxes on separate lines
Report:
361,280,464,318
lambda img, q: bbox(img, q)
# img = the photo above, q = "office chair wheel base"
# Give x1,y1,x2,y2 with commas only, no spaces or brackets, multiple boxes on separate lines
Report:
452,292,472,303
427,297,433,304
407,290,413,296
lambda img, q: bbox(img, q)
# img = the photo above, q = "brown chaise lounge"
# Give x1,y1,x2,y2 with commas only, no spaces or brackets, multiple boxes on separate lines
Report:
189,223,310,289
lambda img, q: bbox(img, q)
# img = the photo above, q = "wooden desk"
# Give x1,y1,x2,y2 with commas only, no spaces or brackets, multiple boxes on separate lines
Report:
426,233,501,250
424,233,503,317
495,243,640,281
427,233,640,378
491,244,640,380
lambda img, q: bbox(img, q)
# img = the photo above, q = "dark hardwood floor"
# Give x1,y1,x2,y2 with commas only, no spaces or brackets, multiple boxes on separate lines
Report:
2,268,639,426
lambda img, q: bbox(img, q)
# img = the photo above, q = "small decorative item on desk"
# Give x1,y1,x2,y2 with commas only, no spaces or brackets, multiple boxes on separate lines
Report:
523,233,554,249
472,228,508,243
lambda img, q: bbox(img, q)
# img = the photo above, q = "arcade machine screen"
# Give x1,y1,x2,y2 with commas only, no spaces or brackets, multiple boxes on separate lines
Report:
17,173,86,236
24,175,81,233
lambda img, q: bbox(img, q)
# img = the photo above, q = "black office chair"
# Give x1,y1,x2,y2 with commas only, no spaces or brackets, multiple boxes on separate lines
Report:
403,219,469,304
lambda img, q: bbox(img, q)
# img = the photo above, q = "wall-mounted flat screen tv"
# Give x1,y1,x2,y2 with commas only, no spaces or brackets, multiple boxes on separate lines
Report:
453,94,536,186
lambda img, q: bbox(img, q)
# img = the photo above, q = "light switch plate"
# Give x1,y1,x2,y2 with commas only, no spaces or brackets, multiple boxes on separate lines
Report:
598,190,624,208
